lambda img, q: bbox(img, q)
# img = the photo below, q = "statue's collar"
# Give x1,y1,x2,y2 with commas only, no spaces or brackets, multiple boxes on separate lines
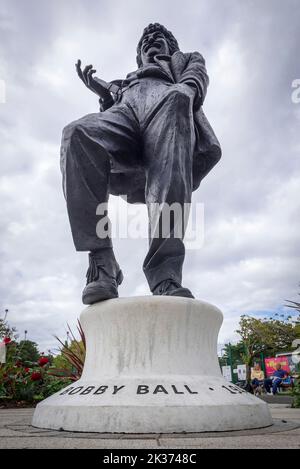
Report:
126,55,174,83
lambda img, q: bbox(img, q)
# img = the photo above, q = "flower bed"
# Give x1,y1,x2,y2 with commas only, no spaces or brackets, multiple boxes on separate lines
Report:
0,336,72,407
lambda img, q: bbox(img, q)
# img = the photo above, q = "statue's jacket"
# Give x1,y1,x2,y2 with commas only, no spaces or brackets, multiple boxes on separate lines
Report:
104,51,222,204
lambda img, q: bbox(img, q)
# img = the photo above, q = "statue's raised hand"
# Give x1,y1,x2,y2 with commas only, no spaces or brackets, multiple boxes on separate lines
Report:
76,59,111,101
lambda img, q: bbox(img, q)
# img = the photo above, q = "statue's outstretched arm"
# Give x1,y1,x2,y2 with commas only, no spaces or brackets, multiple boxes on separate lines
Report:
75,59,114,109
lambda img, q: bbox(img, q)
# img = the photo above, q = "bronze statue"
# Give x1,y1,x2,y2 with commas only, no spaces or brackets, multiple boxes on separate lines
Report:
60,23,221,304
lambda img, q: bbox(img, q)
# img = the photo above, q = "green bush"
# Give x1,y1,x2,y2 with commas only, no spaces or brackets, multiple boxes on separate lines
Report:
291,378,300,408
0,341,71,405
0,318,83,406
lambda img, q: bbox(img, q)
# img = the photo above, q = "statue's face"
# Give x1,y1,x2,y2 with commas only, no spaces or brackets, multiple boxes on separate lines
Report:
140,30,170,65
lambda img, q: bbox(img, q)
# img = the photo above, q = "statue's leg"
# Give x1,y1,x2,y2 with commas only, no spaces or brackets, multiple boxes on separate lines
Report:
61,114,111,252
142,87,196,297
60,109,139,303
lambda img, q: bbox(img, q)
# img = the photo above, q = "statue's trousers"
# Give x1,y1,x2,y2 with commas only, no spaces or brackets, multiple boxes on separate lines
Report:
61,80,195,290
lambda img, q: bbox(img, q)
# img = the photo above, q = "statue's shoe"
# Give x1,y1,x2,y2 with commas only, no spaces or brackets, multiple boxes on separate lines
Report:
82,249,124,305
82,270,123,304
152,279,194,299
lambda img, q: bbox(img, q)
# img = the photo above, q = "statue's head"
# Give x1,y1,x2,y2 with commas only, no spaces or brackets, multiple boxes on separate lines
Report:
136,23,179,67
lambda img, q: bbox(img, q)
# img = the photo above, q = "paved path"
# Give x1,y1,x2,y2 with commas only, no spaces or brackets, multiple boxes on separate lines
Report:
0,405,300,449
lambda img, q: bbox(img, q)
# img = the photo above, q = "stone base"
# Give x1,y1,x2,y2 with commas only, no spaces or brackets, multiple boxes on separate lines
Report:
32,296,272,433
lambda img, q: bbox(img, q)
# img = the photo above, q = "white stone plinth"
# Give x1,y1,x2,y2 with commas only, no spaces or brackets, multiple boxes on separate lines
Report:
32,296,272,433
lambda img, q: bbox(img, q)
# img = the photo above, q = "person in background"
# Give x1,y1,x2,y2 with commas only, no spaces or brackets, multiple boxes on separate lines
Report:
264,363,288,395
251,363,265,392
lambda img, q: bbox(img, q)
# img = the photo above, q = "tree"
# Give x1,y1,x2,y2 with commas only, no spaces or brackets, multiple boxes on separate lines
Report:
219,342,245,369
286,289,300,337
285,289,300,315
16,340,40,364
0,318,18,342
236,315,300,381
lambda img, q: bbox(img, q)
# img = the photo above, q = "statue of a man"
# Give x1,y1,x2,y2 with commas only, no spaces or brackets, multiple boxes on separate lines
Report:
61,23,221,304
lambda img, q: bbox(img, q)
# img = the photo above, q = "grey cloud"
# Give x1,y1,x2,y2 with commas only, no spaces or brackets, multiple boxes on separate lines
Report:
0,0,299,350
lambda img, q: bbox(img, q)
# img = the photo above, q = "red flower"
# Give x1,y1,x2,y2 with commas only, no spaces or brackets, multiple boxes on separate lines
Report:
3,337,11,345
24,367,30,373
38,356,49,367
30,372,42,381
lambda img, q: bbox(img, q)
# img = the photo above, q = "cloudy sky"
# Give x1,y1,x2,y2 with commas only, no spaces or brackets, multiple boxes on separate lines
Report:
0,0,299,353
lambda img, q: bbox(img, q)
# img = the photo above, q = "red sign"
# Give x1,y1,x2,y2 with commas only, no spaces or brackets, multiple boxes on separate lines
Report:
264,356,290,377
